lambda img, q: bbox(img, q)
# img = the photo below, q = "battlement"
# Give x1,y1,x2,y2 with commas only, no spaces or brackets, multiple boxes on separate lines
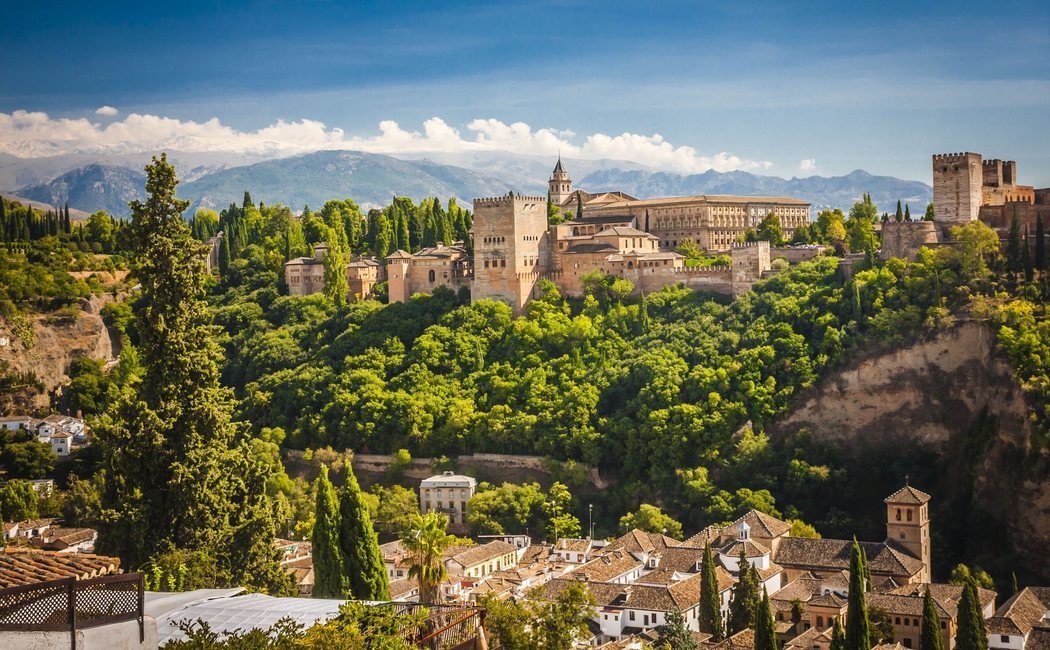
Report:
473,194,547,208
932,152,982,164
731,241,767,249
982,158,1011,167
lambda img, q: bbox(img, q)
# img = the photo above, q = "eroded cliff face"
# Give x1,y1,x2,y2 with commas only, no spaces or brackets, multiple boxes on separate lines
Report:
773,321,1049,581
0,294,119,410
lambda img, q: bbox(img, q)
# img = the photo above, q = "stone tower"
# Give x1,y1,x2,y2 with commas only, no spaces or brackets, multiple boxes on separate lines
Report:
932,152,983,236
549,157,572,205
471,194,550,314
884,484,932,583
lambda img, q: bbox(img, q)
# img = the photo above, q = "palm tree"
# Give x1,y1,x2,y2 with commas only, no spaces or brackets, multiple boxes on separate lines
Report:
402,512,453,604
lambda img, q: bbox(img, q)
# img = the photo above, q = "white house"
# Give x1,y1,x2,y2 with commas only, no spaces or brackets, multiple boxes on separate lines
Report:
419,471,477,526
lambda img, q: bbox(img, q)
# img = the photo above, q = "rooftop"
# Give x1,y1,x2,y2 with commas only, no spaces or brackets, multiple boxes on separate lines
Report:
884,485,932,505
0,547,121,588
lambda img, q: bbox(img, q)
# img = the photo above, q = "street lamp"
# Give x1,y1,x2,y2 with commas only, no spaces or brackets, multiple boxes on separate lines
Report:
588,504,593,540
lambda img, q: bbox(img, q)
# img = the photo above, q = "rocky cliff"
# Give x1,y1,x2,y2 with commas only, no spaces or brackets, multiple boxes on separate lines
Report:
772,321,1049,581
0,294,119,411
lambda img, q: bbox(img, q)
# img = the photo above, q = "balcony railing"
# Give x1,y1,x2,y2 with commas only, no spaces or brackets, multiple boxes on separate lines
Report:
0,573,144,648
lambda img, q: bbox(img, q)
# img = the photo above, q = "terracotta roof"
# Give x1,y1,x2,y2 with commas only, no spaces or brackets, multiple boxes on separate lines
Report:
773,538,924,577
568,550,642,583
31,527,96,550
710,628,757,650
1026,628,1050,650
784,625,833,650
595,226,658,238
884,583,997,619
448,541,517,570
388,577,419,599
0,548,121,588
681,526,721,548
988,588,1050,635
606,529,677,555
555,538,592,553
884,486,932,505
564,243,620,254
719,539,770,559
727,510,793,539
386,250,412,259
544,572,703,613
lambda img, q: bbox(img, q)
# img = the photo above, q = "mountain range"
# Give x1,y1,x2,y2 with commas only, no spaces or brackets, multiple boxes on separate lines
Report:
6,150,933,218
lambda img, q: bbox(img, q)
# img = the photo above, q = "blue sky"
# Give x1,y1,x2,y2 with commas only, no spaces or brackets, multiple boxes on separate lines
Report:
1,0,1048,181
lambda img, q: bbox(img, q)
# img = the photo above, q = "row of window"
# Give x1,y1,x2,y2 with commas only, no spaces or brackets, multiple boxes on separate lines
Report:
483,259,508,268
423,488,470,498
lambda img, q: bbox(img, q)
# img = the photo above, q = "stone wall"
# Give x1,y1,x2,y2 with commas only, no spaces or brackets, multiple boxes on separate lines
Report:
880,221,939,261
770,246,824,265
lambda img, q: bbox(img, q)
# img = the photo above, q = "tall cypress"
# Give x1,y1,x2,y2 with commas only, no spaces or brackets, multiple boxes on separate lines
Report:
905,204,912,221
728,550,759,634
576,192,584,220
845,538,871,650
1007,215,1023,274
700,544,724,640
1022,229,1034,283
95,155,286,592
218,235,231,277
338,464,390,601
1035,215,1046,271
831,618,846,650
755,588,777,650
920,587,944,650
311,465,344,599
956,581,988,650
895,200,903,222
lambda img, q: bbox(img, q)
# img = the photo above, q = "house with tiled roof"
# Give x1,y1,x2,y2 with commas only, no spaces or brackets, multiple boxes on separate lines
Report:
446,540,519,580
867,582,997,650
988,587,1050,650
29,527,97,553
566,549,644,584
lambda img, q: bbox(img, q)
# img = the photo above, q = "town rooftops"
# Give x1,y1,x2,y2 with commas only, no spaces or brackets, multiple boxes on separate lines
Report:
987,587,1050,636
773,538,925,577
555,538,593,553
883,582,997,619
884,485,932,505
567,550,642,583
0,547,121,588
386,249,413,259
605,529,678,556
447,540,517,570
594,226,659,239
544,572,703,613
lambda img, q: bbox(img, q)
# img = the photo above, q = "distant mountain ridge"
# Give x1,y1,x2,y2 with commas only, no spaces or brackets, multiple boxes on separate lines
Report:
577,168,932,212
10,150,932,217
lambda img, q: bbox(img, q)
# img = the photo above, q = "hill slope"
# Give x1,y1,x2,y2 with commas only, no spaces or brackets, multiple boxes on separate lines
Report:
578,168,932,211
17,164,147,217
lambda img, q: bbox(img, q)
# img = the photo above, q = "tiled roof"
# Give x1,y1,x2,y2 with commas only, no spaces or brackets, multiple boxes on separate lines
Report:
564,243,620,254
773,538,924,577
988,588,1050,635
681,525,721,548
545,572,703,613
727,510,793,539
710,628,756,650
719,539,770,559
884,583,997,619
595,226,658,238
1026,628,1050,650
386,250,412,259
448,541,517,569
0,548,121,588
884,486,932,505
388,577,419,599
555,538,593,553
567,550,642,583
606,529,677,555
784,625,833,650
32,527,96,549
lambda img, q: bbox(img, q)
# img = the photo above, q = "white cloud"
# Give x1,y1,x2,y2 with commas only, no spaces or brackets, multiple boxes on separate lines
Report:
95,106,119,117
0,109,771,174
799,158,816,172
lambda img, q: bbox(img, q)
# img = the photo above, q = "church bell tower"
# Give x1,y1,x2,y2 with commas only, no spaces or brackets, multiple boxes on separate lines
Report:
884,483,932,583
549,156,572,205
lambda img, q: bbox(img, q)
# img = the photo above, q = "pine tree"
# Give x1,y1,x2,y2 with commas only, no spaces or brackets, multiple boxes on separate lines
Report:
755,589,777,650
955,580,987,650
924,203,936,222
728,550,759,634
700,544,724,640
1035,215,1046,272
920,587,944,650
338,464,390,600
846,538,871,650
312,465,344,599
95,155,286,592
895,200,903,222
831,618,846,650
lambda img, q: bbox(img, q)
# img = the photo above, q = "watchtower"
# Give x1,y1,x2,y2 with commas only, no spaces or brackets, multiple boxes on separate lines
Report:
549,157,572,205
932,152,983,235
472,194,550,314
884,484,932,583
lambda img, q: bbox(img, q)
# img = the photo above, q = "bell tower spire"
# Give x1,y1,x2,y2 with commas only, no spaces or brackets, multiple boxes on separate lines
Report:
549,156,572,206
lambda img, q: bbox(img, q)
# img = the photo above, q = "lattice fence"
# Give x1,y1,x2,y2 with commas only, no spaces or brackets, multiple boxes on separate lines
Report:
0,573,143,638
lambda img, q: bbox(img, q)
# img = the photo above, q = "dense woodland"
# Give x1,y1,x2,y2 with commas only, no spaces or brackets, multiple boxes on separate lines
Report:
1,168,1049,595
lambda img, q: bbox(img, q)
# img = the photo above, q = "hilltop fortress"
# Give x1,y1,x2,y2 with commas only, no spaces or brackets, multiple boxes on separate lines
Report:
381,159,813,313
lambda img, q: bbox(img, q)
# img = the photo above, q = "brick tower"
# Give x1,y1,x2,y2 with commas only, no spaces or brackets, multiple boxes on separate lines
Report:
932,152,983,237
471,194,549,314
884,484,932,583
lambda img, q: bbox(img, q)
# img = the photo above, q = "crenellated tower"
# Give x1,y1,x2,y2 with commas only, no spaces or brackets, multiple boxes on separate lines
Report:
932,152,983,236
472,194,550,314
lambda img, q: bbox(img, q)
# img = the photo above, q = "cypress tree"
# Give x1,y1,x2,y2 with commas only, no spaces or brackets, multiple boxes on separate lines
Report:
311,465,344,599
1022,229,1034,284
956,581,988,650
862,546,872,592
755,588,777,650
338,464,390,600
830,618,846,650
218,235,231,277
905,204,912,221
95,155,287,592
1007,215,1023,274
242,190,253,210
728,550,759,634
1035,215,1046,271
0,197,6,242
895,200,903,222
846,538,871,650
924,202,935,221
699,544,724,640
920,587,944,650
576,192,584,220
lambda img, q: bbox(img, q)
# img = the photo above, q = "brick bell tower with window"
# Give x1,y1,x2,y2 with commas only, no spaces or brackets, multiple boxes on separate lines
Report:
884,483,932,583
